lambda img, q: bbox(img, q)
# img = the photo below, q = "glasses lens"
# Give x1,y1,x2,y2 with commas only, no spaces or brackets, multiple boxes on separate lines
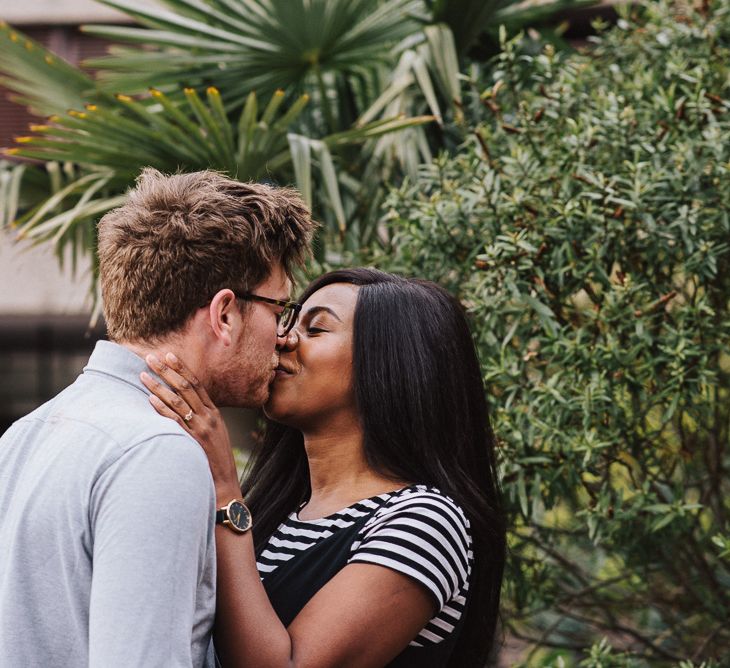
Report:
278,306,295,336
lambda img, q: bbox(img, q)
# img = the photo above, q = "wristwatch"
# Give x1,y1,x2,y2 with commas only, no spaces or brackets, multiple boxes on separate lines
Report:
216,499,252,534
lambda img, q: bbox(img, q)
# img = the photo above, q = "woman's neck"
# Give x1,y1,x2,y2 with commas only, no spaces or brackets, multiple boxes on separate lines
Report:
299,427,407,520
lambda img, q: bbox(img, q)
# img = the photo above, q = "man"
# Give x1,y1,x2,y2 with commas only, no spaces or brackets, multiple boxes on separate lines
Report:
0,168,316,667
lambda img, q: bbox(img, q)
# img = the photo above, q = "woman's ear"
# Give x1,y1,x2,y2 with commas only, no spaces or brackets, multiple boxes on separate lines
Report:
207,289,239,347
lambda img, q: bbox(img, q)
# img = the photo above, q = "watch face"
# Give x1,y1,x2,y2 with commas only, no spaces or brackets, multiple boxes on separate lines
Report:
227,500,252,532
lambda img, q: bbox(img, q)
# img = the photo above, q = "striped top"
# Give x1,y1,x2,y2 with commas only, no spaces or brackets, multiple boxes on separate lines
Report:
257,485,472,647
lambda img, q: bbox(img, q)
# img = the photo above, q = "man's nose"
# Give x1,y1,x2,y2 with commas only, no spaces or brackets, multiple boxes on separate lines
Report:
276,327,298,351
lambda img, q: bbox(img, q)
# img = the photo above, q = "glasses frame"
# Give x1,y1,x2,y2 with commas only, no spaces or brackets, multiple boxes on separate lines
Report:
237,292,302,336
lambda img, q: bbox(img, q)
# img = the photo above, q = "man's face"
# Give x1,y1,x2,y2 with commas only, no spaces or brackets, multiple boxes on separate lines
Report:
215,263,291,408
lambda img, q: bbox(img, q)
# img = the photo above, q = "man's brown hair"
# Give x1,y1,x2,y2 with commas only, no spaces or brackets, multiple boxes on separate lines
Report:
98,168,316,342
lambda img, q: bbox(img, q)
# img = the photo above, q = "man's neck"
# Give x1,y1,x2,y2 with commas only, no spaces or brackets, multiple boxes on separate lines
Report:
120,338,209,391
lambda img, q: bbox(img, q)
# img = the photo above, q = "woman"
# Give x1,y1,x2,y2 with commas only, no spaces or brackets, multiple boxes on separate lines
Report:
143,268,506,667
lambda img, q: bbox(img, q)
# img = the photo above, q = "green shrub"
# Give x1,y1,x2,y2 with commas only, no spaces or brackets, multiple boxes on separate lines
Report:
380,1,730,663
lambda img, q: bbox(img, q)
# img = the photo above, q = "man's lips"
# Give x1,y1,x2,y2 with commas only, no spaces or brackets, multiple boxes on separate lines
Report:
275,363,295,376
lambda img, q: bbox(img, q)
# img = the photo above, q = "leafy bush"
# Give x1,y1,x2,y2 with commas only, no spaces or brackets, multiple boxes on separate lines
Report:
380,1,730,663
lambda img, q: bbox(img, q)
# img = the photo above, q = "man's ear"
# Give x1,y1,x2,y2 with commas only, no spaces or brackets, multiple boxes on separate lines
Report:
207,289,240,347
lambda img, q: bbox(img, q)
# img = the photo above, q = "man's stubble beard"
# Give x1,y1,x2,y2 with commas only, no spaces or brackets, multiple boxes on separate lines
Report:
208,339,274,409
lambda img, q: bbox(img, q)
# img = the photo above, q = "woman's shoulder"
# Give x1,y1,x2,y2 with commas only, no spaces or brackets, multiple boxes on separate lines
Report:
349,483,472,614
368,484,471,537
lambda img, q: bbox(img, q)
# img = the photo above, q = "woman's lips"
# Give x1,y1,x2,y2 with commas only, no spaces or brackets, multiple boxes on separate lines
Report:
274,364,295,377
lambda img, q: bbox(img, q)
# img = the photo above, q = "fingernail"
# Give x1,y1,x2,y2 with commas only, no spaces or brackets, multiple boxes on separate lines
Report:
140,371,151,382
166,352,178,365
146,354,160,367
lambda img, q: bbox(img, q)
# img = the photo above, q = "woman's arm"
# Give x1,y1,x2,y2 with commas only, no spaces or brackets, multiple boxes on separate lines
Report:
215,533,433,667
141,353,434,668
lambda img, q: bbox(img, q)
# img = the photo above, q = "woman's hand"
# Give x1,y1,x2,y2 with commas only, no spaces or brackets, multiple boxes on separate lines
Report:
141,352,241,501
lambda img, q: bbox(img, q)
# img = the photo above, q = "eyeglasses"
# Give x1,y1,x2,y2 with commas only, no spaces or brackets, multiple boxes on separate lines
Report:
237,293,302,337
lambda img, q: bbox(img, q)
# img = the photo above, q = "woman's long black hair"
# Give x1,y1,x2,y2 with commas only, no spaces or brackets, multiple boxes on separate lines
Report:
243,268,506,666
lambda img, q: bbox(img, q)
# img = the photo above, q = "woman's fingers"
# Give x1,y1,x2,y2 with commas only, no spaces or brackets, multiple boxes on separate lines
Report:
164,352,215,409
140,370,194,422
140,372,192,434
140,353,239,491
144,353,207,415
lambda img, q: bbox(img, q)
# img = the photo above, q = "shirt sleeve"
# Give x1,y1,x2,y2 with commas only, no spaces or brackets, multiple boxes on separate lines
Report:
88,434,216,668
347,490,471,612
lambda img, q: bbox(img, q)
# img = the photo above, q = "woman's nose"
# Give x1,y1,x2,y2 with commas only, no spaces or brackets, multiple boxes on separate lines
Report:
276,327,299,351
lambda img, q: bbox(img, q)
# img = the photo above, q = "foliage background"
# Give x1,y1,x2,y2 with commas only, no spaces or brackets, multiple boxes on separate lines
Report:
1,0,582,271
378,1,730,664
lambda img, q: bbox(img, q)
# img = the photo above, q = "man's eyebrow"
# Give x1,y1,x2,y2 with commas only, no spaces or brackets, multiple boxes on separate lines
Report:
304,305,342,322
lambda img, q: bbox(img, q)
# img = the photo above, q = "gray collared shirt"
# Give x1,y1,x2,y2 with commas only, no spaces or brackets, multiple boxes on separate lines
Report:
0,340,216,667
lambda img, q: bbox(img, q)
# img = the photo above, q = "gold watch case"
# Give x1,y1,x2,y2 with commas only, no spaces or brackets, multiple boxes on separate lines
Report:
217,498,252,533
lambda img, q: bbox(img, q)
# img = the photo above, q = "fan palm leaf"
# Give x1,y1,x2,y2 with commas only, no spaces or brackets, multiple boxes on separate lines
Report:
6,73,431,251
84,0,425,112
0,160,26,229
428,0,596,54
0,22,112,116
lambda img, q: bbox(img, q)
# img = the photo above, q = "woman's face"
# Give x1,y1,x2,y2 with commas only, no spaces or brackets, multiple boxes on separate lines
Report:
264,282,360,430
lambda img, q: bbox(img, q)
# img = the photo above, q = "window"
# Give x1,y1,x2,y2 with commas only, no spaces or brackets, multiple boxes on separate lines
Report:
0,316,105,434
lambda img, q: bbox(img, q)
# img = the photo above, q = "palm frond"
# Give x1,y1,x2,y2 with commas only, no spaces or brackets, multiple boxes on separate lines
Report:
429,0,507,53
0,160,25,228
3,85,309,245
495,0,597,28
424,24,461,107
84,0,423,104
429,0,596,53
0,22,110,117
1,0,587,274
4,76,431,251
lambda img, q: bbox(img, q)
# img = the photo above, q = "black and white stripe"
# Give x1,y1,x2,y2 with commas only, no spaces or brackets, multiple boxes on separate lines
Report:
257,485,472,647
349,485,472,647
256,497,385,574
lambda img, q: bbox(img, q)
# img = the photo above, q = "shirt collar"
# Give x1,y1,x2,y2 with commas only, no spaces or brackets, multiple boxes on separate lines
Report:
83,340,152,396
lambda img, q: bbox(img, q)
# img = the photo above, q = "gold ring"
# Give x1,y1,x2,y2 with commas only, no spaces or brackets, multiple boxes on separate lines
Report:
183,410,194,422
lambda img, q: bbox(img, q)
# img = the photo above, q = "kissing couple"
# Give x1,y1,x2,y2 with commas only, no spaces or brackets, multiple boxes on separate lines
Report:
0,168,505,668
